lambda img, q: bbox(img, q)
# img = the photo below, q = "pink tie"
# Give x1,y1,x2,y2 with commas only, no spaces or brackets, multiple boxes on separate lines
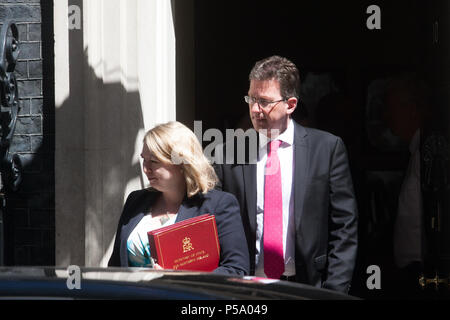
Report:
264,139,284,279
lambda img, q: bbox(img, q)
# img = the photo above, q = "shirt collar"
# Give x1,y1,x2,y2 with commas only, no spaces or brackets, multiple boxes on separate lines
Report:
258,119,294,150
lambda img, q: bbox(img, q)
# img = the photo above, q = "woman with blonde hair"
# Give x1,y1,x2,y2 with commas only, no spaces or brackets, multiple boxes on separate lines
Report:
108,121,249,275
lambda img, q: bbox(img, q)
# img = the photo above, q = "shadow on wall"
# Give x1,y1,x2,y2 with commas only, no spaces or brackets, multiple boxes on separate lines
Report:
55,44,145,266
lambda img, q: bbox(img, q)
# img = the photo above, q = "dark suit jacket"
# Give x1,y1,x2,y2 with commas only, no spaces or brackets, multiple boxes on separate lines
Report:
108,188,249,276
214,120,358,293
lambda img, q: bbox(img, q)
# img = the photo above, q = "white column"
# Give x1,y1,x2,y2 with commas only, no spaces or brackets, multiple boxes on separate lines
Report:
54,0,86,266
55,0,176,267
137,0,176,130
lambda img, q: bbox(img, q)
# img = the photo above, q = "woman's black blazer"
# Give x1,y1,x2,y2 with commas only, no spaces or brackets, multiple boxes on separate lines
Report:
108,188,249,276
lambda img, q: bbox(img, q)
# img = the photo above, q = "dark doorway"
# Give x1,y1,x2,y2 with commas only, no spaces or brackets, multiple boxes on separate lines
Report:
192,0,449,299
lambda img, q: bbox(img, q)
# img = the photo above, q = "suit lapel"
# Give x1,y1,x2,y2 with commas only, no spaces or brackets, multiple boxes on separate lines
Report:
123,191,156,236
175,196,202,222
243,163,257,235
243,131,259,236
293,122,309,232
119,190,156,266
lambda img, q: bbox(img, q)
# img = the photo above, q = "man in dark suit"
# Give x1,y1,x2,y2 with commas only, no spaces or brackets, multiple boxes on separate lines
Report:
214,56,358,293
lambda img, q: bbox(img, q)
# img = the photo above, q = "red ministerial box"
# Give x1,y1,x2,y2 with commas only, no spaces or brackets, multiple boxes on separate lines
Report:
147,214,220,272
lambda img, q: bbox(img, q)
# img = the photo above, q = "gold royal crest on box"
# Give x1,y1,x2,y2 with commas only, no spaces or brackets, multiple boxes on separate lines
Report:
183,237,194,253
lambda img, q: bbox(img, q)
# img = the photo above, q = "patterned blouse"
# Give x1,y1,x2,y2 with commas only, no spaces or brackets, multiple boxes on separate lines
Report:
127,213,177,267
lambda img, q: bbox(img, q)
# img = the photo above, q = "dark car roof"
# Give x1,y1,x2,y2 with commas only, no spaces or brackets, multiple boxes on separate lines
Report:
0,267,358,300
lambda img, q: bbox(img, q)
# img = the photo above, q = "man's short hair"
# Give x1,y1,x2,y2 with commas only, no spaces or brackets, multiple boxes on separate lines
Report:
249,55,300,99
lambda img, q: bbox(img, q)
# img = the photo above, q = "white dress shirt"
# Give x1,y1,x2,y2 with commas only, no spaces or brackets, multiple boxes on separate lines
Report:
255,119,296,277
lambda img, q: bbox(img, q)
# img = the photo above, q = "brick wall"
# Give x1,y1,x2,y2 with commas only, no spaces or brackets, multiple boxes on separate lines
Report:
0,0,54,265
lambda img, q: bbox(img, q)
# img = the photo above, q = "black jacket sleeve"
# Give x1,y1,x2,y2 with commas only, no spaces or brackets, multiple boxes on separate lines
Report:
212,191,250,276
322,137,358,293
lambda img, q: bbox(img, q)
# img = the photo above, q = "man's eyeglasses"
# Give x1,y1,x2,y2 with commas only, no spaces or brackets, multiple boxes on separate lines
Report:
244,95,288,109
